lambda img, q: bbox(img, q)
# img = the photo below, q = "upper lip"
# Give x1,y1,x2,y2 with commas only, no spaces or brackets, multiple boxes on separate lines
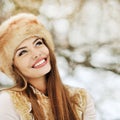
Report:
32,57,47,68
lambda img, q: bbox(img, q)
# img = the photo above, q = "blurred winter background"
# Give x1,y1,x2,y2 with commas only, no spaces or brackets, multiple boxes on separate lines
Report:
0,0,120,119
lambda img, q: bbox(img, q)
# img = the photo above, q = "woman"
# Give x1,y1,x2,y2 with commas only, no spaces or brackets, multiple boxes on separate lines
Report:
0,13,96,120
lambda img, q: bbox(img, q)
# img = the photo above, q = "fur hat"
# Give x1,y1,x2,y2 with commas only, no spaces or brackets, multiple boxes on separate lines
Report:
0,13,54,82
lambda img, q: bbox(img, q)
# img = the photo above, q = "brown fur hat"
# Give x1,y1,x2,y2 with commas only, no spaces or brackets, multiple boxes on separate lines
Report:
0,13,54,82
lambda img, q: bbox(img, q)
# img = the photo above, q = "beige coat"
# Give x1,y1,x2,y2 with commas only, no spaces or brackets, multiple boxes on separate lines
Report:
0,85,96,120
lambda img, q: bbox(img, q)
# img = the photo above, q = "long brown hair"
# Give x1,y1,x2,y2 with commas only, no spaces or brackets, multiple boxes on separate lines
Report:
13,38,79,120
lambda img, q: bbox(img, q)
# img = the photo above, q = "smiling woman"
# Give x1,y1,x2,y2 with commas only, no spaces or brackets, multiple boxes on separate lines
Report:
0,13,96,120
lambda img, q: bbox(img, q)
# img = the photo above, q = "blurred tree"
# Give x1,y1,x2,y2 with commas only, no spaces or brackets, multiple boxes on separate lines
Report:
12,0,42,14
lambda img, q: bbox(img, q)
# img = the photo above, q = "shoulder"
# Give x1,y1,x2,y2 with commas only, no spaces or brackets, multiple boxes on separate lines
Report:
0,90,23,103
65,85,87,97
0,90,12,106
65,85,87,110
84,91,96,119
0,90,20,119
7,90,32,120
65,85,87,101
64,85,96,119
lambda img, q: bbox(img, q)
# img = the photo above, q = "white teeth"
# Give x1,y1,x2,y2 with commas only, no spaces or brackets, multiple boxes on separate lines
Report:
34,59,45,67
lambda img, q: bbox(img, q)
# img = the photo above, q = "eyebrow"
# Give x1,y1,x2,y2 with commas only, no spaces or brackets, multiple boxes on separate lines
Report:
16,46,27,53
16,37,42,53
33,37,42,44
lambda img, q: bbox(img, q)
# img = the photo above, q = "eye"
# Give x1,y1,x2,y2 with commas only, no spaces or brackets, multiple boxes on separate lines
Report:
18,50,27,56
35,39,43,46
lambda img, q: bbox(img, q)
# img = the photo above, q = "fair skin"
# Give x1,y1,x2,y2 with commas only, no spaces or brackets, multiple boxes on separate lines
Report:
13,36,51,94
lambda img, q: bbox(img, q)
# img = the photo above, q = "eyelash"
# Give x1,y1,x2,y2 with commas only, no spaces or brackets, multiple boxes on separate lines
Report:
35,39,43,46
18,50,27,56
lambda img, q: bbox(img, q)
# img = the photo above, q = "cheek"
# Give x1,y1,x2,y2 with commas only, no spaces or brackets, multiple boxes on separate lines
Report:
14,58,28,71
44,46,50,55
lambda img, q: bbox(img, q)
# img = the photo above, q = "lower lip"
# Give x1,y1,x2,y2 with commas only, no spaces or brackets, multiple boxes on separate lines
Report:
33,58,48,69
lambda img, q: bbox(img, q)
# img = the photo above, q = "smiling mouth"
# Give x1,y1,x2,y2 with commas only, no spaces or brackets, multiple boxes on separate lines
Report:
32,58,47,68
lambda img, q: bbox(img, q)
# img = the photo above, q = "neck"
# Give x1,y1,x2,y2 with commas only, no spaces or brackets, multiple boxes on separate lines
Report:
28,76,47,94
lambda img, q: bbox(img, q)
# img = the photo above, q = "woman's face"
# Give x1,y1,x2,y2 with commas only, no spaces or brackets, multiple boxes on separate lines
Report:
13,36,51,81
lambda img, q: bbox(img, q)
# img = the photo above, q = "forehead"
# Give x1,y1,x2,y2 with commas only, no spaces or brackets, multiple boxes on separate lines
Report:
17,36,38,48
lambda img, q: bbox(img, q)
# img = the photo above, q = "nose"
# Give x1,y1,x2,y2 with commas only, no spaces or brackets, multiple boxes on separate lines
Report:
31,49,41,59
